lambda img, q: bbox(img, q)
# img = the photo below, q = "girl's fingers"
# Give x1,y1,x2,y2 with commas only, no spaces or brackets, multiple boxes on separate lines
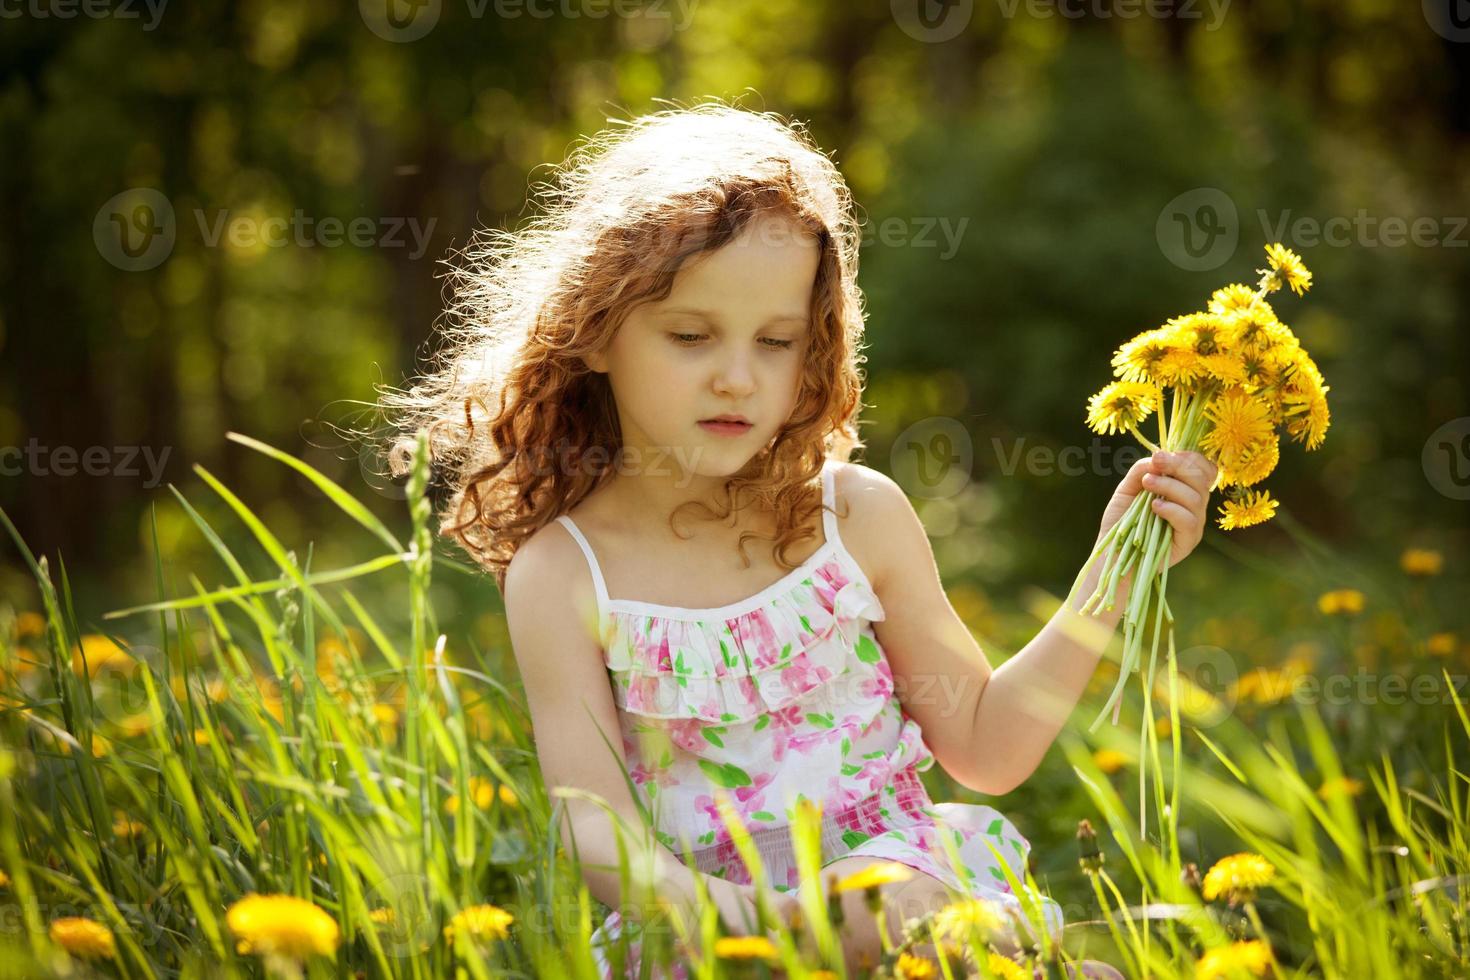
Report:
1160,451,1218,495
1150,497,1199,538
1142,472,1202,510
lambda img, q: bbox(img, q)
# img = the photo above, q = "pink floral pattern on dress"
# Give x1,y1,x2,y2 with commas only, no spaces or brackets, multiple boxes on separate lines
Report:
555,464,1064,980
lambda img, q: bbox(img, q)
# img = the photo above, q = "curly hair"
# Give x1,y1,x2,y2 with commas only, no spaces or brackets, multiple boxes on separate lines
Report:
374,98,874,596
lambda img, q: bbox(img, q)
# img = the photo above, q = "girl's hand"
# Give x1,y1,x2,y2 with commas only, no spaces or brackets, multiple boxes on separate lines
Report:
1098,450,1219,569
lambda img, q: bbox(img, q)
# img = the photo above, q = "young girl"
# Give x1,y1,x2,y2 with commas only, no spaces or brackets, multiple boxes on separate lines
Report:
383,101,1216,978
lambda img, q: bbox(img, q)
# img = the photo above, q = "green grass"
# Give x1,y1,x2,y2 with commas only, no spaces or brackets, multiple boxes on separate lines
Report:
0,432,1464,978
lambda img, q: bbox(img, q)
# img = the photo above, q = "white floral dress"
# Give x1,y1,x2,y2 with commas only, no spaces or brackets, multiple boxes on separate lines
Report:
554,461,1063,978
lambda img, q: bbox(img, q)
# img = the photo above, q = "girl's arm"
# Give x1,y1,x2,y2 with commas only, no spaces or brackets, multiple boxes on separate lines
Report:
853,451,1214,795
502,528,799,947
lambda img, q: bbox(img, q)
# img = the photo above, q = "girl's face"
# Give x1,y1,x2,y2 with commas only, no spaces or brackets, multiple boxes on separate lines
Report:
585,210,820,480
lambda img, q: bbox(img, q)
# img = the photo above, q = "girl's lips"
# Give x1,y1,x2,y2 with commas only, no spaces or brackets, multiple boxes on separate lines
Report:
698,420,754,437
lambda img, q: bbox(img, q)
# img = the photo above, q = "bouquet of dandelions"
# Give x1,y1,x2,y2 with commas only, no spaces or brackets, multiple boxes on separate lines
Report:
1066,243,1330,738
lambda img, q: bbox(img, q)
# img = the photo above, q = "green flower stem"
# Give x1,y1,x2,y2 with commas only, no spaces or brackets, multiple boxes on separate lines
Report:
1128,423,1160,454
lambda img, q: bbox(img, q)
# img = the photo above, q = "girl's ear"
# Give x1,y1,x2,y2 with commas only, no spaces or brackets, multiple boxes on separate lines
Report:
582,351,607,374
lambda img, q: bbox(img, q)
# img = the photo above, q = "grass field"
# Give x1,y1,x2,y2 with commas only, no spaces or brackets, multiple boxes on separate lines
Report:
1,432,1465,979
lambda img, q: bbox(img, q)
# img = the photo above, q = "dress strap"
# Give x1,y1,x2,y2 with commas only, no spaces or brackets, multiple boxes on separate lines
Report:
554,515,611,621
821,462,842,551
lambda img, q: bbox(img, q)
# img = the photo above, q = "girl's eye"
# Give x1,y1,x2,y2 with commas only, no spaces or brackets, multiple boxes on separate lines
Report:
669,333,796,350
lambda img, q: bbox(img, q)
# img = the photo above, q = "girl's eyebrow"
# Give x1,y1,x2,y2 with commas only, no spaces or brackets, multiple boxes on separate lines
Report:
659,306,810,328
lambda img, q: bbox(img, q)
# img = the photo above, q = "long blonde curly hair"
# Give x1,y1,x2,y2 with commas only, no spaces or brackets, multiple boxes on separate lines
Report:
376,99,874,595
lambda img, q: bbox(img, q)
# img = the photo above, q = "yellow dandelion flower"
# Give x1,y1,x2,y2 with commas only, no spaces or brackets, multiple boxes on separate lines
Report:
71,634,135,678
112,812,147,840
1316,776,1365,800
1196,939,1275,979
16,611,47,639
1217,489,1278,531
443,904,514,945
1400,548,1443,576
1198,351,1247,386
1233,667,1298,706
49,917,116,960
1217,433,1279,489
931,898,1002,946
1221,304,1293,355
986,952,1030,980
368,907,396,926
1086,381,1162,436
1426,633,1456,657
116,712,156,739
1317,589,1366,616
227,893,341,960
498,784,518,807
712,935,778,960
1092,748,1128,774
1207,283,1258,315
444,777,497,815
1201,853,1276,905
1164,311,1227,355
834,861,914,893
1263,242,1312,296
1201,388,1275,467
1110,329,1177,384
192,728,212,746
372,703,399,732
895,951,938,979
1277,352,1330,450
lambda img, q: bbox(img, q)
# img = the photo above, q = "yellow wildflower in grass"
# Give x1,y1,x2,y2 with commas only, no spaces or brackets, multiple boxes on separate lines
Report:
227,893,341,960
0,869,9,888
834,861,915,893
192,728,212,746
1400,548,1443,576
71,634,135,678
986,951,1030,980
372,703,399,733
1317,589,1366,616
1092,748,1128,774
1085,381,1162,436
1217,489,1279,531
1196,939,1275,979
931,898,1002,947
1426,633,1457,658
895,951,938,979
1263,243,1312,295
444,777,497,815
499,784,519,807
443,903,514,945
16,611,46,638
1316,776,1365,800
49,917,117,960
112,812,147,840
368,907,396,926
712,935,778,960
1201,853,1276,906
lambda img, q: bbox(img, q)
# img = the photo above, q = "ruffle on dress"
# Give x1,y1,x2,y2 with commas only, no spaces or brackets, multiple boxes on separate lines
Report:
601,556,886,723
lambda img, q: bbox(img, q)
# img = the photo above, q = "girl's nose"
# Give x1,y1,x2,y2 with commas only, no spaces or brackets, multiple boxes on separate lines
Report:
713,352,757,396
